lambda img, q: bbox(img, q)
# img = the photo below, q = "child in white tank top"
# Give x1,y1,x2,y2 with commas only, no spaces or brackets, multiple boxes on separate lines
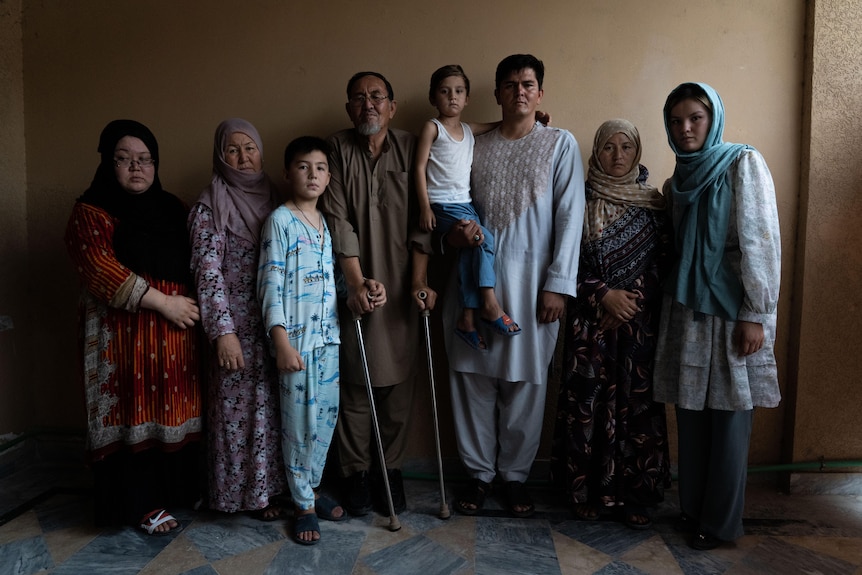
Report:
414,65,523,351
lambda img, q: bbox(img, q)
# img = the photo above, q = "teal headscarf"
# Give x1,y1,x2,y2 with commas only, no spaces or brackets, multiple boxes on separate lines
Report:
663,82,751,320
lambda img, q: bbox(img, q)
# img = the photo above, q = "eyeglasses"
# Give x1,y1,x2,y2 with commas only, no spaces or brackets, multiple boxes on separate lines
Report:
114,156,154,168
348,93,390,107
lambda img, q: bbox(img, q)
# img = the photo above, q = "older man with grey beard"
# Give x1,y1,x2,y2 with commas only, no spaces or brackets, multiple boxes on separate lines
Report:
320,71,434,517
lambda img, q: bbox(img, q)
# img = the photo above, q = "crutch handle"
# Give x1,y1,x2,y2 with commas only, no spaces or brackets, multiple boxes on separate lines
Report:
417,290,431,318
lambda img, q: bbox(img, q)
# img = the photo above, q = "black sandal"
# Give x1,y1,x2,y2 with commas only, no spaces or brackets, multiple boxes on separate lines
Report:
294,512,320,546
247,504,287,522
573,502,601,521
315,492,347,522
674,513,697,533
624,504,652,530
692,531,723,550
454,478,490,515
505,481,535,518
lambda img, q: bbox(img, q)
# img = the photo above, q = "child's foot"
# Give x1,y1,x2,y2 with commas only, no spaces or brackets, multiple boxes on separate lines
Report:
456,308,486,351
481,313,521,336
479,293,521,336
294,509,321,545
455,328,488,351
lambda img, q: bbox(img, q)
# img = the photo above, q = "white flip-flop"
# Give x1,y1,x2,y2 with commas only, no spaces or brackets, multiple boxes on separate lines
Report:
139,509,181,536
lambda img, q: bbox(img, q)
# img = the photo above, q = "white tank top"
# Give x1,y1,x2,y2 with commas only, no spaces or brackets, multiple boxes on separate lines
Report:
426,118,474,204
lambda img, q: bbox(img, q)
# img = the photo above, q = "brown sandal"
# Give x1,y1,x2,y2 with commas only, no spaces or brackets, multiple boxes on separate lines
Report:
573,502,601,521
505,481,534,518
248,504,287,522
454,478,490,515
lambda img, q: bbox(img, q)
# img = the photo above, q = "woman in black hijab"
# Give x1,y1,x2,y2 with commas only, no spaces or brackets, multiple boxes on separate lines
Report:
66,120,202,535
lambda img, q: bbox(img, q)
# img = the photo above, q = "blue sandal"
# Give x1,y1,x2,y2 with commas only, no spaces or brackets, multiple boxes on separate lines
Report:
294,512,320,545
316,492,347,522
482,314,521,336
456,328,488,351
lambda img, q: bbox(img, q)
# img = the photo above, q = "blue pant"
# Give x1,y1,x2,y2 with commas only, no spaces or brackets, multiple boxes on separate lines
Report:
432,202,496,309
280,344,340,510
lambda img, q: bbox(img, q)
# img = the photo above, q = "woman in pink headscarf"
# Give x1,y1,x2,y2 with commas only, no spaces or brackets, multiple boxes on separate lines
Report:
189,118,286,519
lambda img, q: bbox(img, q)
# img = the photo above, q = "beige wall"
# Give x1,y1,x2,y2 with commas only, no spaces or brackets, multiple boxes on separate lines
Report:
789,1,862,463
3,0,839,473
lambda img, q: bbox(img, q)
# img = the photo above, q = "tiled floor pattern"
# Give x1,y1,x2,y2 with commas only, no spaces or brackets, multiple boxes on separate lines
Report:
3,457,862,575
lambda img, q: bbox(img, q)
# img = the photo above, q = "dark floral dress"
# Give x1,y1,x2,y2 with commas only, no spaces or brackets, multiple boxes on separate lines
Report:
554,187,672,510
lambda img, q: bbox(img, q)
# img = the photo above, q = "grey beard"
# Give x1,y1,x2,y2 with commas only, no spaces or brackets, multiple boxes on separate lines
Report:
357,122,381,136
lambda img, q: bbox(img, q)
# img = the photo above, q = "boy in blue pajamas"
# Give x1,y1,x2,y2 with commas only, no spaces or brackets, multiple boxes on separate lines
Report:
258,136,342,544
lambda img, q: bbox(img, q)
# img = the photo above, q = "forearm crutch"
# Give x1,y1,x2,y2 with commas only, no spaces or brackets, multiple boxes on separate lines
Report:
418,291,450,519
353,313,401,532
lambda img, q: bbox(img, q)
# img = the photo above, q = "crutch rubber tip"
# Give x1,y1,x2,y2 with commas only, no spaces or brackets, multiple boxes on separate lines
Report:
388,517,402,531
439,504,451,519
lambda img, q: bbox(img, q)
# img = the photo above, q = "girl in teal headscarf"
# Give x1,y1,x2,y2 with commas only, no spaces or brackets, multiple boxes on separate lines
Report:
652,83,782,551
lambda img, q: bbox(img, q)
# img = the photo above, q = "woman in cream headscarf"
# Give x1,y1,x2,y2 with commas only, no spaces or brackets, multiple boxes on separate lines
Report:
188,118,287,519
554,119,671,530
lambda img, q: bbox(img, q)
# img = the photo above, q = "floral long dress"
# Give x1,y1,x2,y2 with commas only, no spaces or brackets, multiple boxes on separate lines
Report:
554,201,672,509
189,203,286,513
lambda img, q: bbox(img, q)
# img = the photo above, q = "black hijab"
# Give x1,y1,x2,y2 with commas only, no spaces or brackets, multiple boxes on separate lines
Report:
78,120,191,284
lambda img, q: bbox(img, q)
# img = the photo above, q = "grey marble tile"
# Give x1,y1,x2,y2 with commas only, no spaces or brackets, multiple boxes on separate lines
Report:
664,540,732,575
75,525,181,556
395,507,453,533
402,482,453,520
476,516,551,544
475,517,559,575
593,560,652,575
0,536,52,575
3,464,862,575
475,538,560,575
51,552,150,575
362,534,468,575
553,518,653,557
50,525,172,575
264,523,365,574
740,536,858,574
184,515,285,562
180,565,220,575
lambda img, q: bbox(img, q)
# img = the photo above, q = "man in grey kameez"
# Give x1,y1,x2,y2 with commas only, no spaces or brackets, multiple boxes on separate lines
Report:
443,54,585,517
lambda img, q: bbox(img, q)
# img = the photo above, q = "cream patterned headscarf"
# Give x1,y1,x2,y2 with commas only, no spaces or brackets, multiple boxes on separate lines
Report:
584,119,665,240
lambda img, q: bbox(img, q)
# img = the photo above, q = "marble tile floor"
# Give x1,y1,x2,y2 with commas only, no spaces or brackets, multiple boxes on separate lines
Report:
3,463,862,575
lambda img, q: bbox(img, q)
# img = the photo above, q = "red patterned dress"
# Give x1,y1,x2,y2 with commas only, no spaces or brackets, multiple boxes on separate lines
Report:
67,201,202,458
